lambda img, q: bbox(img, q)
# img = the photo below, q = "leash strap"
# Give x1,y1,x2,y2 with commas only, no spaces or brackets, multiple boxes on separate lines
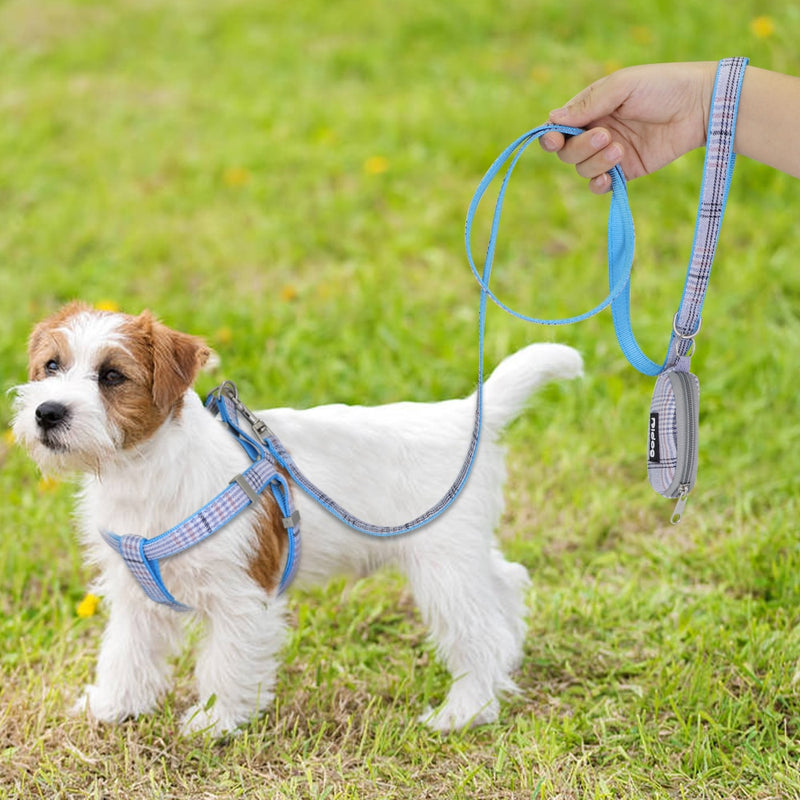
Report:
241,59,747,531
105,58,749,587
643,57,748,521
102,396,301,611
211,135,635,537
611,56,749,374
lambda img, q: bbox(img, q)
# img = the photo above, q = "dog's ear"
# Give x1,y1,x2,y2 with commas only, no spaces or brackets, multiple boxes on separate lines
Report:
137,310,212,412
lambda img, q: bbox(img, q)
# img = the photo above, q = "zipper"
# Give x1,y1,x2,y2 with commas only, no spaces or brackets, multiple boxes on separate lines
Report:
671,484,691,524
667,369,699,523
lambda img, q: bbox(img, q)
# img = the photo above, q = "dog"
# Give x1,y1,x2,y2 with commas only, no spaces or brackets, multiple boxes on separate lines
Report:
11,302,582,735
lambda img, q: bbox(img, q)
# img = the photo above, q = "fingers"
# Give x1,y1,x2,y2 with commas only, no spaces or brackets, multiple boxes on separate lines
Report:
541,127,623,193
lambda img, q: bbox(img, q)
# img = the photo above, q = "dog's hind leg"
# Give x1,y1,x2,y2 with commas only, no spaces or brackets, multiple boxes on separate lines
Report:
488,547,531,672
405,546,527,732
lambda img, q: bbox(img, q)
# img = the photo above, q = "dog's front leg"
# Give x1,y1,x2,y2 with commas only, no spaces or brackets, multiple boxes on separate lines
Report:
181,593,288,737
75,592,184,724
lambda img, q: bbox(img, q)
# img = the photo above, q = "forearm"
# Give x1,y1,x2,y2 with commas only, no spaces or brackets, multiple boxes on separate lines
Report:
735,66,800,178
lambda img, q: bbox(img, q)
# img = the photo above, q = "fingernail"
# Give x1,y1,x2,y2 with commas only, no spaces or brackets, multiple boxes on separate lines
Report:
591,130,610,148
549,107,567,121
541,134,557,152
606,143,622,163
590,174,611,194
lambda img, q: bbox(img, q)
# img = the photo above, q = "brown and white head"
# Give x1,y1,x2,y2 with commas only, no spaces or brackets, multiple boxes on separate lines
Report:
11,302,212,475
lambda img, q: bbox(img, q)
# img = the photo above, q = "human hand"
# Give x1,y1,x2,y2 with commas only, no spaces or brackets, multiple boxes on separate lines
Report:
540,62,717,193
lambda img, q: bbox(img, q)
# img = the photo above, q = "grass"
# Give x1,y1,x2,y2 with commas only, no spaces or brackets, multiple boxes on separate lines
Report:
2,0,800,797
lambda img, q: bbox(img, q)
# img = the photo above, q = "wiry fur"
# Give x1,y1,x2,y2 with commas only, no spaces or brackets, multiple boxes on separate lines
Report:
12,304,582,735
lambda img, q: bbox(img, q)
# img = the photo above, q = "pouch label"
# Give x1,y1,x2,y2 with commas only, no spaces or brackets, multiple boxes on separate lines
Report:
649,412,660,463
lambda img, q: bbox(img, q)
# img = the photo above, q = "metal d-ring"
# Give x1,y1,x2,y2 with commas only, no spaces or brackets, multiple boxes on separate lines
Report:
673,313,701,356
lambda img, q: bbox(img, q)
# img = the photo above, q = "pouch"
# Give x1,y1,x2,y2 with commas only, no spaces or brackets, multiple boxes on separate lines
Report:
647,366,699,522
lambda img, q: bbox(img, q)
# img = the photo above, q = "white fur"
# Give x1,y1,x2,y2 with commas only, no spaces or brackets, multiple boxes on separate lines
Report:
12,309,582,735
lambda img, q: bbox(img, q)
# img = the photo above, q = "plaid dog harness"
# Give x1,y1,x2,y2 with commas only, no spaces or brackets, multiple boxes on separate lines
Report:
102,383,300,611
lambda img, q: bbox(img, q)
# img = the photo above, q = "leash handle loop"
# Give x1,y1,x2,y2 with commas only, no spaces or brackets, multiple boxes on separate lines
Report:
465,124,636,328
468,57,748,377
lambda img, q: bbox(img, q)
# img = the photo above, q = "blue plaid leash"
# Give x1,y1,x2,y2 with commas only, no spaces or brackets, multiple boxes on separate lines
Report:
193,124,635,539
101,58,747,592
181,59,747,539
468,57,748,376
101,382,300,611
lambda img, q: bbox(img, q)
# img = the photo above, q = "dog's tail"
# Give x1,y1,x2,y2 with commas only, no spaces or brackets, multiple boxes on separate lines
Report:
480,343,583,431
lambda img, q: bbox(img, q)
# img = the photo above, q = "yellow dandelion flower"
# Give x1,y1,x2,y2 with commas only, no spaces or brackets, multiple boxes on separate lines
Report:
3,429,15,446
603,59,624,76
95,299,120,313
280,284,298,302
214,327,233,346
363,156,389,175
529,66,551,84
77,593,100,618
37,476,60,493
750,16,775,38
223,167,251,187
631,26,653,45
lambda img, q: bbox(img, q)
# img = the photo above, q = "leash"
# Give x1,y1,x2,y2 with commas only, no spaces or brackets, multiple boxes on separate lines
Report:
469,57,748,522
102,383,300,611
203,57,748,540
102,58,747,606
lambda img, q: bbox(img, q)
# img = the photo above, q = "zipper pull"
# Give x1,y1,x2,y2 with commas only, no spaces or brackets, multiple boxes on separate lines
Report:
671,486,690,524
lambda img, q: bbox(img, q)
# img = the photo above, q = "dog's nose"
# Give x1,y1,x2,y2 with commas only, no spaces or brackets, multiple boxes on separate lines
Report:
35,401,70,431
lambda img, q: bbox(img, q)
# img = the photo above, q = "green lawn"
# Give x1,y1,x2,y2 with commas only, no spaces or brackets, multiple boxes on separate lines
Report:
2,1,800,797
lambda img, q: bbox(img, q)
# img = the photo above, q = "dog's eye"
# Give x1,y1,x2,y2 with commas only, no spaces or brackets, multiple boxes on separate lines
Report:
44,359,60,375
99,368,126,387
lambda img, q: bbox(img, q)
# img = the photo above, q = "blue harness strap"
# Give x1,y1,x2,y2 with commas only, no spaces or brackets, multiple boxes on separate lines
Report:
102,392,301,611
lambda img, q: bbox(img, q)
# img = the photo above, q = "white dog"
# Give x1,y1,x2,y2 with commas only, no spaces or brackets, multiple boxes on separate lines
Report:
12,302,582,735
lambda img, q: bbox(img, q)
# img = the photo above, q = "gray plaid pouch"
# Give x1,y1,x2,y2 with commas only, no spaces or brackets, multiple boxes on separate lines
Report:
647,363,699,522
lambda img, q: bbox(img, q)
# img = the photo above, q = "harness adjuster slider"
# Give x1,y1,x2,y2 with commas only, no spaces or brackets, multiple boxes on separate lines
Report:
231,473,261,505
282,509,301,530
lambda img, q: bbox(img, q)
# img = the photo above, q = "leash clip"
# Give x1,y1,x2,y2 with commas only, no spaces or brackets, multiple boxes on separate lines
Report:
212,380,274,444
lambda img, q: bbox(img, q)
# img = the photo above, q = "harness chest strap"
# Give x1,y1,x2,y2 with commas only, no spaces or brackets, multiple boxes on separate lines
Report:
102,407,301,612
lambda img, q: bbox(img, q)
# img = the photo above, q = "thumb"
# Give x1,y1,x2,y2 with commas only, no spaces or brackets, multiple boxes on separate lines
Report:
549,75,626,129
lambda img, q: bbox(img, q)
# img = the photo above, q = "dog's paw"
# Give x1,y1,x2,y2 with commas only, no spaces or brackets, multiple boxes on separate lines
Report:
72,684,152,724
180,702,244,738
418,695,500,733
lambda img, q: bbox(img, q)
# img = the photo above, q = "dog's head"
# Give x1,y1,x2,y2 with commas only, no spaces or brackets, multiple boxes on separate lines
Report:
11,302,212,475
